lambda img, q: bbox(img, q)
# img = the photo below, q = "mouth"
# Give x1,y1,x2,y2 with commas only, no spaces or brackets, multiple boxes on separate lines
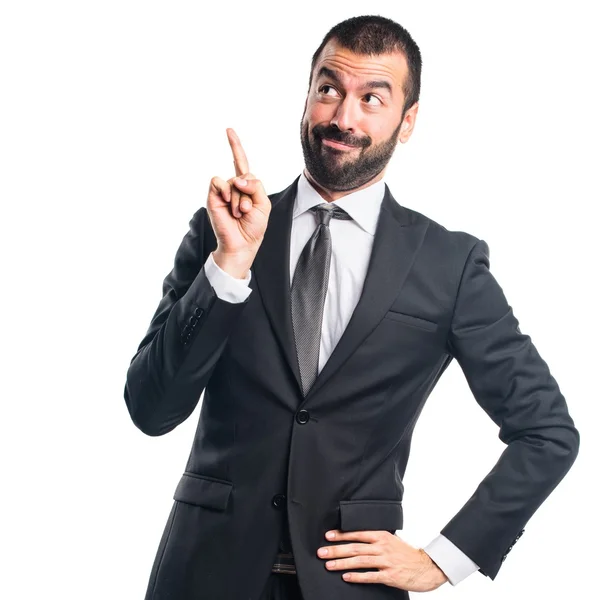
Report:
320,137,359,151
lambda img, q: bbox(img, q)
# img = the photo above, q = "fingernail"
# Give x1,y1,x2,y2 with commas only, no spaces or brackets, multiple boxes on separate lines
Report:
237,178,247,186
241,200,250,210
326,532,335,539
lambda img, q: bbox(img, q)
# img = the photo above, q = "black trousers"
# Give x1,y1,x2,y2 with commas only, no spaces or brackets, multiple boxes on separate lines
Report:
258,573,304,600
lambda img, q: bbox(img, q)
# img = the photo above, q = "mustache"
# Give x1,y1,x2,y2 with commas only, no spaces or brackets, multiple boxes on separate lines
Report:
312,125,371,149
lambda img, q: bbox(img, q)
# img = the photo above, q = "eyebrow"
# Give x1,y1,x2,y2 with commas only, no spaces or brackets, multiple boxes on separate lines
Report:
316,66,393,94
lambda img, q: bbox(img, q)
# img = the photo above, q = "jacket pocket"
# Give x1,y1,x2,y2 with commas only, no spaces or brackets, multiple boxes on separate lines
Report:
338,499,403,532
173,471,233,511
383,310,438,332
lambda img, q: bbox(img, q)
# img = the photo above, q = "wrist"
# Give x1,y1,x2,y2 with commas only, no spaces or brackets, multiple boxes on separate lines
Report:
418,548,448,590
212,249,254,279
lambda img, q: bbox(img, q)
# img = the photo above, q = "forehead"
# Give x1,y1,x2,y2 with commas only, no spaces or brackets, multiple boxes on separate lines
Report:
313,39,407,93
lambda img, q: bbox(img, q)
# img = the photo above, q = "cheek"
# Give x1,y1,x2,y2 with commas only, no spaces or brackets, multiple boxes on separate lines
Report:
305,101,335,125
362,121,391,146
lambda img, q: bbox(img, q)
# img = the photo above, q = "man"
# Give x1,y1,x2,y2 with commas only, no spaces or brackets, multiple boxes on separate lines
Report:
124,15,579,600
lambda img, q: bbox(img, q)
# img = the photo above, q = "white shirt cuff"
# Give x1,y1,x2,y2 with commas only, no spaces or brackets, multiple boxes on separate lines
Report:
203,252,252,304
423,534,480,586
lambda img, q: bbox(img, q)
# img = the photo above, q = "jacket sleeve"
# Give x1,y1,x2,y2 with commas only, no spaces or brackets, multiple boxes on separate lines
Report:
440,238,580,580
123,207,251,436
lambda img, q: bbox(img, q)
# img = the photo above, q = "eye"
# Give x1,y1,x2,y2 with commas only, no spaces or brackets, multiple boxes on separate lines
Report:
318,84,339,97
364,93,382,106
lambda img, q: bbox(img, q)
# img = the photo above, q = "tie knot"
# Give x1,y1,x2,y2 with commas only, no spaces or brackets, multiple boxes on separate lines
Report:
310,202,352,226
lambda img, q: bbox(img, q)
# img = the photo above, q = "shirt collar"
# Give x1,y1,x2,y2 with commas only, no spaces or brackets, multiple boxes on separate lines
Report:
293,171,386,236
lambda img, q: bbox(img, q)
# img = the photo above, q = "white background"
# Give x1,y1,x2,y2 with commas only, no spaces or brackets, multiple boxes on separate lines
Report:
1,1,598,598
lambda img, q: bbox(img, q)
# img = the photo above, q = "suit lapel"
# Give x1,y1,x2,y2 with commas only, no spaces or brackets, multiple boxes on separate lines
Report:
253,177,429,403
252,176,303,398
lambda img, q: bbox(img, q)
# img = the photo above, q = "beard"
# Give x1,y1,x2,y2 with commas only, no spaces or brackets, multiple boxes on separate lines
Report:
300,118,402,192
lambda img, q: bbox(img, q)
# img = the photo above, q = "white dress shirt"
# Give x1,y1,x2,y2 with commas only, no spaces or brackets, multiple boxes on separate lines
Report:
202,171,480,585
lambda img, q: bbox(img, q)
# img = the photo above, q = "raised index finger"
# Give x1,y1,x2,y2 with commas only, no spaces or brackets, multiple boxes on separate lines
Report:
226,128,250,177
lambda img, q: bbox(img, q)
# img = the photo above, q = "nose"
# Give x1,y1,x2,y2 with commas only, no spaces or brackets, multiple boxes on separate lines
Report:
330,96,358,134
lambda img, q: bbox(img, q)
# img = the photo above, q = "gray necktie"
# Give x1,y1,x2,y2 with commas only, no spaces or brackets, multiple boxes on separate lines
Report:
291,202,353,397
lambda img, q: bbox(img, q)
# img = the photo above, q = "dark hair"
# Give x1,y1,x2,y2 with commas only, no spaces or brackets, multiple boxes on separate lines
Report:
309,15,422,118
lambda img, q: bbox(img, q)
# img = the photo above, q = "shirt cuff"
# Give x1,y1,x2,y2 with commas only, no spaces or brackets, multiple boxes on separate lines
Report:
422,534,480,586
204,252,252,304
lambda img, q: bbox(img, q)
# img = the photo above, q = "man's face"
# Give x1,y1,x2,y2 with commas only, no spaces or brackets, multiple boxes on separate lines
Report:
301,40,418,192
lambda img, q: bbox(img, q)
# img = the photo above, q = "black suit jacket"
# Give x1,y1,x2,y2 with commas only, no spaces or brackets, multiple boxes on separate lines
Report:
124,176,579,600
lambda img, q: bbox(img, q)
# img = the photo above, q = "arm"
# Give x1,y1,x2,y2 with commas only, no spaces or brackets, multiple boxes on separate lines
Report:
123,207,252,436
439,239,579,579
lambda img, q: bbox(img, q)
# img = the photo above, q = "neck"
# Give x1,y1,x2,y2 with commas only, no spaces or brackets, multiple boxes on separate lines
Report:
303,168,386,202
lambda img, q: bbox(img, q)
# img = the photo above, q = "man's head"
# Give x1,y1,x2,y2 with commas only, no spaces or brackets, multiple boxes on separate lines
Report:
300,15,422,193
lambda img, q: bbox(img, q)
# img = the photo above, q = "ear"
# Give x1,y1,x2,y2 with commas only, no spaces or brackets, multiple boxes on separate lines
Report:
397,102,419,144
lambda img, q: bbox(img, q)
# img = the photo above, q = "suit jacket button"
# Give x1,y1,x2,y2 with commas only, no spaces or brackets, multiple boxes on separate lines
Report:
194,307,204,318
272,494,286,509
296,410,309,424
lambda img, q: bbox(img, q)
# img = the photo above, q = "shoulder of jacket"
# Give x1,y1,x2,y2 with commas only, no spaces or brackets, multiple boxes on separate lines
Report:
401,205,480,252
